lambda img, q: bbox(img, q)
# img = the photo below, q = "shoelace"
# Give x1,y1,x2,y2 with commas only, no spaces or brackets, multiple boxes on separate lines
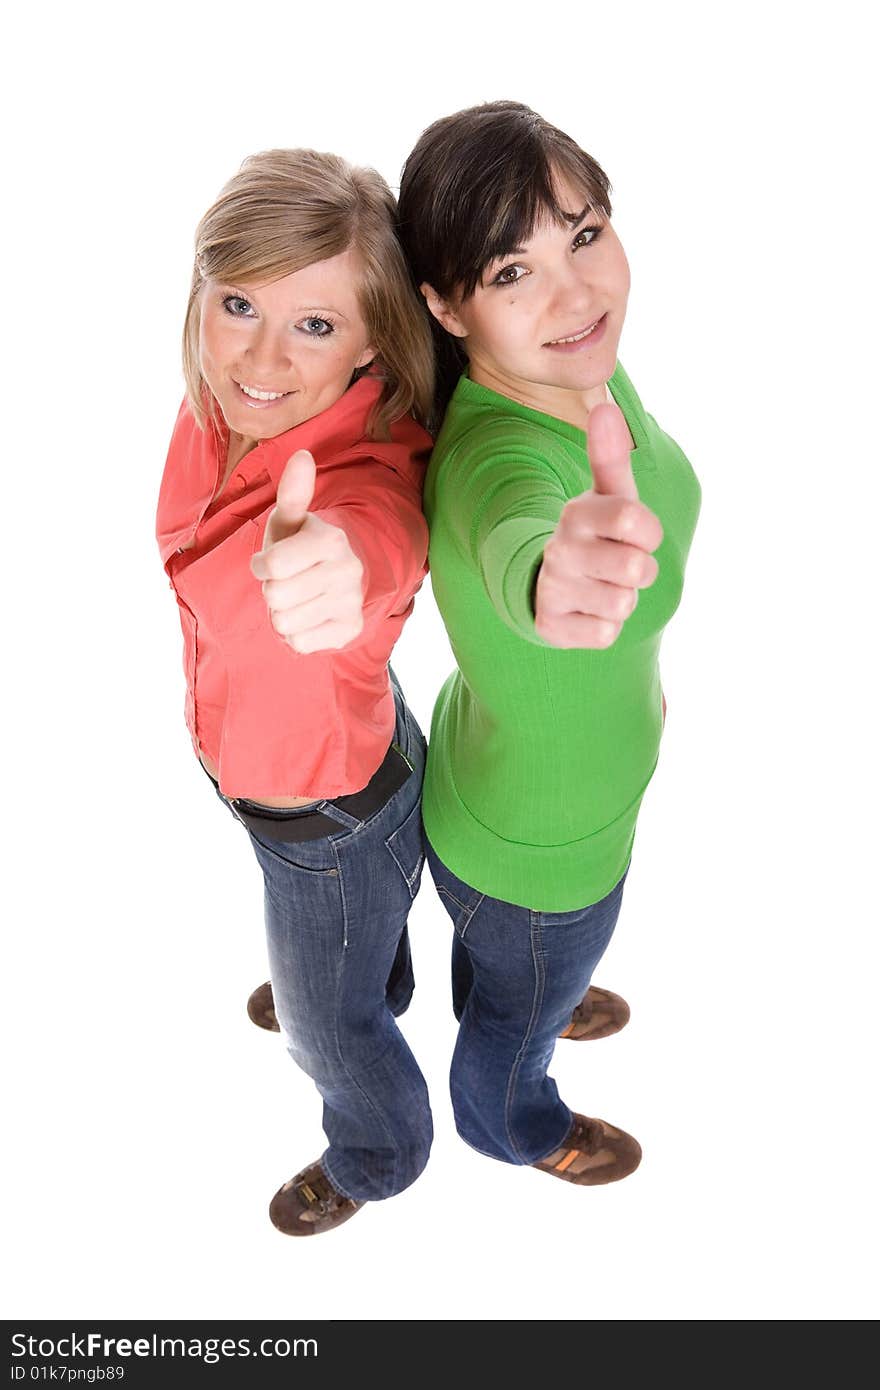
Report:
567,1117,603,1156
294,1167,345,1217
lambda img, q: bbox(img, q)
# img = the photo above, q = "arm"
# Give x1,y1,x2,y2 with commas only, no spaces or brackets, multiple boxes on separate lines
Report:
442,420,570,646
318,462,429,632
251,449,428,654
446,409,660,651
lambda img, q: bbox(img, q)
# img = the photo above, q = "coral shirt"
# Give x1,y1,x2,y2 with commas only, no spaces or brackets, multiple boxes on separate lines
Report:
156,376,431,800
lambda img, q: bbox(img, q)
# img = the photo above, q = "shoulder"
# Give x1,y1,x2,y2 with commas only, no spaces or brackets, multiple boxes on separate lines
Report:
325,433,431,501
166,395,202,450
433,408,572,486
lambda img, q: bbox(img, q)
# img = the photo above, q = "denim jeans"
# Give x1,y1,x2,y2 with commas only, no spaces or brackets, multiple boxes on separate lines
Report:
215,671,433,1202
425,837,629,1166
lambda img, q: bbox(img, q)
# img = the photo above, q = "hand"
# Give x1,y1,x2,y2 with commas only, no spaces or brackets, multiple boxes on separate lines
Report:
250,449,365,654
533,401,663,649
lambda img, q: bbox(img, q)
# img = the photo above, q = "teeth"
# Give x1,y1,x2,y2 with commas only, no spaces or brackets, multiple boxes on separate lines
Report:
239,383,287,401
549,318,601,345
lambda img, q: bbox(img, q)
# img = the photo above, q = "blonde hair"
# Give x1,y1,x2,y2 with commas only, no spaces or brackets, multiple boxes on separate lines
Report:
182,148,434,438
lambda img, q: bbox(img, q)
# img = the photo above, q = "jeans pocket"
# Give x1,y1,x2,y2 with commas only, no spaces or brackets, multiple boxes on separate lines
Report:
435,884,485,939
246,828,339,876
384,797,426,901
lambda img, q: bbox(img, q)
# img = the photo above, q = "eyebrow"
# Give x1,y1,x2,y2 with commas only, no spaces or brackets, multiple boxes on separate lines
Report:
563,201,593,225
218,284,352,320
487,208,598,262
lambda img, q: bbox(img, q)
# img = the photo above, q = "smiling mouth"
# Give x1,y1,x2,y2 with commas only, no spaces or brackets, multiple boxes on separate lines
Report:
235,381,293,402
544,315,606,346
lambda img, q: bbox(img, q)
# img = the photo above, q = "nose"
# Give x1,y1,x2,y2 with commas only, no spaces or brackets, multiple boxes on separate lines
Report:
242,320,292,381
546,255,596,319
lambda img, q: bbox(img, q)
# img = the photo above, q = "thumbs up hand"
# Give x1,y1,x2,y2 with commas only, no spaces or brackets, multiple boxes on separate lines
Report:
533,401,663,649
250,450,365,654
261,448,317,549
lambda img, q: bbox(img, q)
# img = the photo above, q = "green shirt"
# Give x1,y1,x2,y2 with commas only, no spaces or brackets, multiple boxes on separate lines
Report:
421,362,702,911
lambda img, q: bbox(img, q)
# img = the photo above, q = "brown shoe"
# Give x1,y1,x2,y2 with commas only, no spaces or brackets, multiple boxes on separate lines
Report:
269,1161,364,1236
247,981,280,1032
253,979,631,1042
532,1114,642,1185
558,985,630,1041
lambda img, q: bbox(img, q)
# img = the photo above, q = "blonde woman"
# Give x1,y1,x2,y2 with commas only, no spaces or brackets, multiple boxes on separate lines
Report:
157,150,435,1236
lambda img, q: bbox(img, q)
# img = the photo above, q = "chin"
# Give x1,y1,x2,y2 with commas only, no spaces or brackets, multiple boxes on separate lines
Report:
222,398,286,436
547,363,610,392
567,349,618,385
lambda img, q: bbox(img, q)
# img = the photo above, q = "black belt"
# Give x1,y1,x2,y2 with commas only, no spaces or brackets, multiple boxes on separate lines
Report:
207,740,415,843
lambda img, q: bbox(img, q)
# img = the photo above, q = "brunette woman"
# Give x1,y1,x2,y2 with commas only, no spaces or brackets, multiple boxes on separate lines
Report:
397,102,701,1186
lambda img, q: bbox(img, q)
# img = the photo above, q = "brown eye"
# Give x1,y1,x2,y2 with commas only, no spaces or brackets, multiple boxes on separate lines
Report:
493,264,527,287
572,226,603,251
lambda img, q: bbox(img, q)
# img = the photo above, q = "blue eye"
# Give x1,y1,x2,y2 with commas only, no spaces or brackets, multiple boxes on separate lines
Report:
222,295,255,317
301,316,335,336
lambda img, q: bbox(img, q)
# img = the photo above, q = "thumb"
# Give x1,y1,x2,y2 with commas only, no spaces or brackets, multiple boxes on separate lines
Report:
270,449,317,539
587,401,639,500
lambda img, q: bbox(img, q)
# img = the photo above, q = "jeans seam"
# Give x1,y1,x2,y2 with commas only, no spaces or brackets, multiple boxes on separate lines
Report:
327,853,400,1193
331,839,349,949
503,910,547,1164
436,884,466,911
384,799,426,895
456,893,485,941
434,883,484,935
396,848,425,892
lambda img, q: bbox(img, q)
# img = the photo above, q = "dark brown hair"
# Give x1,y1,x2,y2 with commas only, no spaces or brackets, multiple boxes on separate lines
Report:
397,101,613,427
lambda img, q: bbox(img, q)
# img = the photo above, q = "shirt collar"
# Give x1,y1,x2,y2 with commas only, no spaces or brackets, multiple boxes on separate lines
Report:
237,375,384,483
452,364,645,454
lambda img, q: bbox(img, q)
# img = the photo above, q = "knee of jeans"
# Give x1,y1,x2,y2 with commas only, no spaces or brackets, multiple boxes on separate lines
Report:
286,1009,401,1085
282,1031,341,1086
448,1038,512,1127
398,1123,434,1192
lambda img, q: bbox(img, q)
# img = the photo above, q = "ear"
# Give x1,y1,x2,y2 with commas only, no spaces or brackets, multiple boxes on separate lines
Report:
420,283,468,340
354,342,377,370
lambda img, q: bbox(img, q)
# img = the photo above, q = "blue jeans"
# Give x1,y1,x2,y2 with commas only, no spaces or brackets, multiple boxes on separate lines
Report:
425,838,629,1166
215,672,433,1202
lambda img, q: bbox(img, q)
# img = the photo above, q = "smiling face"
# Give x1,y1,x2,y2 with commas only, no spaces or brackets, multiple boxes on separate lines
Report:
423,174,630,420
197,247,375,446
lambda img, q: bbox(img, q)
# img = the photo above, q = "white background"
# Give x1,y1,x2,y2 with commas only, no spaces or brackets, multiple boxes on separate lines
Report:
3,0,877,1322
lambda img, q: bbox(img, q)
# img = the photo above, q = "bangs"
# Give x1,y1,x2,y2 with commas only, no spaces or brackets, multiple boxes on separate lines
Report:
436,145,611,300
197,223,354,291
396,100,615,424
184,147,435,436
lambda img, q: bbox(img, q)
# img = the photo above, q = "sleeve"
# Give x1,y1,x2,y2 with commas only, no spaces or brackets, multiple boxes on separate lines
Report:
316,460,429,633
441,420,570,646
244,456,429,652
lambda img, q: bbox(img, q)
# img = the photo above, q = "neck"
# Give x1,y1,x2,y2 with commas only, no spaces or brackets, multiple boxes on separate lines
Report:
226,431,258,472
467,358,607,431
